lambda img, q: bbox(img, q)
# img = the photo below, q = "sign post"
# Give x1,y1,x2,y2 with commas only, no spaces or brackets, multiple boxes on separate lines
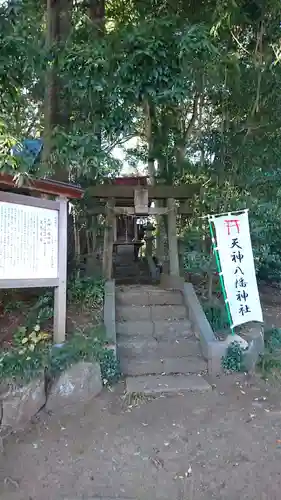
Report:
0,190,67,343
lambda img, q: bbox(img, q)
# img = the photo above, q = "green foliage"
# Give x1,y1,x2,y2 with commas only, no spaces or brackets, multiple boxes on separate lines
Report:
222,341,245,373
0,321,50,384
1,0,281,289
3,298,22,314
49,327,120,386
98,348,120,385
264,328,281,352
26,291,54,328
0,0,46,172
0,326,120,386
184,250,213,276
204,303,229,332
0,346,48,384
259,328,281,377
48,326,104,377
0,274,119,386
67,274,104,310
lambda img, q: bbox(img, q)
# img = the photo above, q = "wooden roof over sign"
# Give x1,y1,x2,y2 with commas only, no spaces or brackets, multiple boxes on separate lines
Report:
0,173,84,199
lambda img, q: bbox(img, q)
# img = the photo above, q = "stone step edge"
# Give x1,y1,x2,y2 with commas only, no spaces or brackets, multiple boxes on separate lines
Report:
125,374,212,395
117,338,200,351
116,321,192,327
120,357,207,376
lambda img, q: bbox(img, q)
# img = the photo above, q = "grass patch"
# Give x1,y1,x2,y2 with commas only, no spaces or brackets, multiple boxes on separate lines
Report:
0,277,120,387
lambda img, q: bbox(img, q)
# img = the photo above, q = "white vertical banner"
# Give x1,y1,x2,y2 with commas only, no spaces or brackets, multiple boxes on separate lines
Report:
211,210,263,327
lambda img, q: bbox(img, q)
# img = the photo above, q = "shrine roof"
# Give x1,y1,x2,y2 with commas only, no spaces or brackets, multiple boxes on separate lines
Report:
0,173,83,199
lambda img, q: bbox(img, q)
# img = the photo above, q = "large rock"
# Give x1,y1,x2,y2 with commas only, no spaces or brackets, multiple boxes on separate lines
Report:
0,377,46,430
46,362,102,413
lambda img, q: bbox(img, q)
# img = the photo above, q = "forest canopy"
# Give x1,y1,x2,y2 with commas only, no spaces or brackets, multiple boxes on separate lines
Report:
1,0,281,280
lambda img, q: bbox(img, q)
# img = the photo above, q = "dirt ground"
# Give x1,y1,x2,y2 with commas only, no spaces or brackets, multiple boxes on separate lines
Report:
1,284,281,500
2,374,281,500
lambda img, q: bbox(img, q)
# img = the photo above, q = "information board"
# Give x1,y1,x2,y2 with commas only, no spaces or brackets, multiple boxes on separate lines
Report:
0,201,59,280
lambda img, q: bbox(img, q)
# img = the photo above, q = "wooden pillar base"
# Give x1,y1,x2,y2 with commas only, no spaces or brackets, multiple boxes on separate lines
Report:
102,198,115,280
167,198,180,276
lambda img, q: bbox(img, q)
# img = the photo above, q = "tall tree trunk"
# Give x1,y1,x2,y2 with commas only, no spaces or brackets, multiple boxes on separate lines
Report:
87,0,105,34
43,0,73,182
43,0,74,272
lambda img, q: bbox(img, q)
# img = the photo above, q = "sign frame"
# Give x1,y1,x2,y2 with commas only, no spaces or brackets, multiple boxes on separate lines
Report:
0,190,67,343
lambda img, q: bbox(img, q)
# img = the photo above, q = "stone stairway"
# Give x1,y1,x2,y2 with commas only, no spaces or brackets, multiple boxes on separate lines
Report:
113,244,156,285
114,258,152,285
116,285,212,395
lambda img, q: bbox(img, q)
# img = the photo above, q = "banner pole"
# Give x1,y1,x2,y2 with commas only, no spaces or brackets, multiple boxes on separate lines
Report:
208,218,235,335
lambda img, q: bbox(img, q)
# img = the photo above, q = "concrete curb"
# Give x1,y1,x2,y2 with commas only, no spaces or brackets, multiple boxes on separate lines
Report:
182,282,264,376
103,280,116,346
183,283,216,360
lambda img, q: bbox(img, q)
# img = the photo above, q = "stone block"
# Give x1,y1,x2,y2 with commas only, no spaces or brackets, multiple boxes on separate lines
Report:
153,319,193,339
160,274,185,290
154,338,202,358
117,338,158,358
126,374,211,395
116,321,154,336
163,356,206,375
118,338,201,360
116,291,150,306
0,377,46,430
207,341,228,376
148,290,184,306
183,283,216,359
116,306,151,322
46,362,102,413
121,357,206,376
103,280,116,344
150,305,187,321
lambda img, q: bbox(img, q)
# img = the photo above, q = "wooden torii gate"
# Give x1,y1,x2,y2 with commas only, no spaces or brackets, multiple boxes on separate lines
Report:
88,180,200,281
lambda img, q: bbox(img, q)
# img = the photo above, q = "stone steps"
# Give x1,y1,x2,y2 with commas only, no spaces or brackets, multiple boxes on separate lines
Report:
116,287,183,306
117,337,203,359
116,319,193,337
115,276,152,285
113,259,152,285
116,305,187,322
125,374,211,395
115,284,211,395
120,356,207,376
